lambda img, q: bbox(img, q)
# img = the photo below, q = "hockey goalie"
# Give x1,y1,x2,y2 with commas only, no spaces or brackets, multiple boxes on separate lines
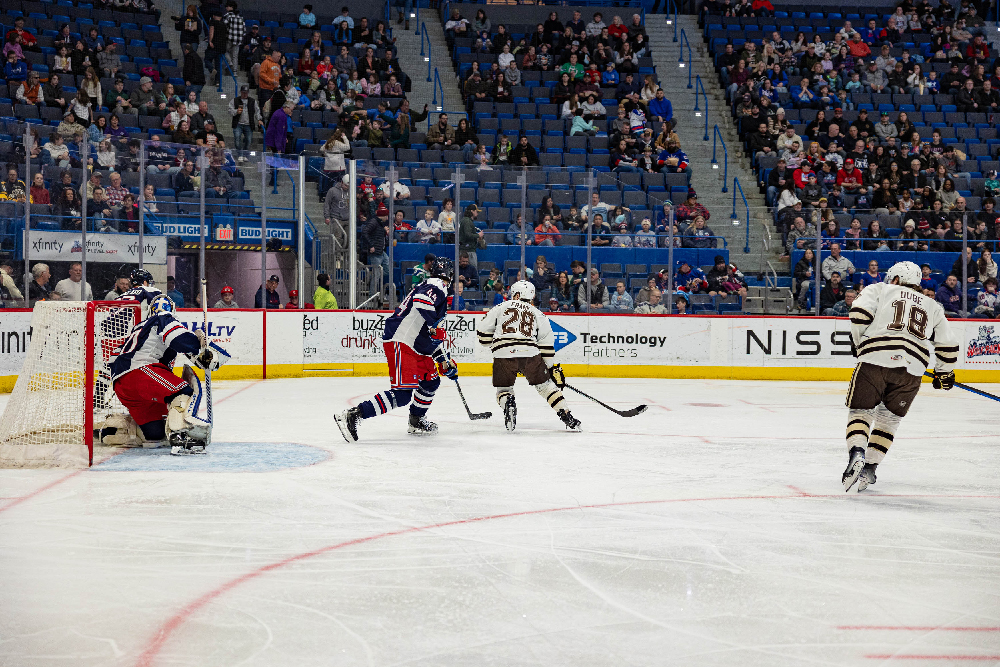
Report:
105,294,230,455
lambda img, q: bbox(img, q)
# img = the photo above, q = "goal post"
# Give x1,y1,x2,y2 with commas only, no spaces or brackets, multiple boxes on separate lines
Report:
0,301,140,468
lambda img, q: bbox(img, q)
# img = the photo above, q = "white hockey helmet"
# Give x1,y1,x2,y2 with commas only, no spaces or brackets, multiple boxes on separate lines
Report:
510,280,535,302
885,261,922,288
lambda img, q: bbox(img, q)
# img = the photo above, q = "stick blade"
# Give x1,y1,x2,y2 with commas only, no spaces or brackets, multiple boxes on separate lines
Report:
618,405,648,418
470,412,493,420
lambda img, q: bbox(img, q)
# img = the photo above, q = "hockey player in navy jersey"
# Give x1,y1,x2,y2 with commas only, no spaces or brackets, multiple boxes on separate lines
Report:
335,257,458,441
115,268,164,317
109,294,230,454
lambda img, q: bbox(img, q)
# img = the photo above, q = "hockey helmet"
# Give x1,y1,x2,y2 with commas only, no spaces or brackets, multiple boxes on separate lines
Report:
510,280,535,302
428,256,454,282
130,267,154,287
221,285,234,295
885,261,922,288
149,294,175,317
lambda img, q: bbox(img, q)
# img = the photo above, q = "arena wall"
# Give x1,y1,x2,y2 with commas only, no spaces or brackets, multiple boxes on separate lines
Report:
1,310,997,391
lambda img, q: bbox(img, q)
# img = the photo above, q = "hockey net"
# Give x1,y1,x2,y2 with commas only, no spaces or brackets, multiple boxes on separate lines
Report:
0,301,140,468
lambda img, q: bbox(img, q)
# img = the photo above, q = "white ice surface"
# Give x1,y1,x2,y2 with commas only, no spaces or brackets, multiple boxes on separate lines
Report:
1,377,999,667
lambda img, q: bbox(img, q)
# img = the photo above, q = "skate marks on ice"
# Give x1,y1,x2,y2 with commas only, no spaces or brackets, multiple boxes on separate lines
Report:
92,441,329,473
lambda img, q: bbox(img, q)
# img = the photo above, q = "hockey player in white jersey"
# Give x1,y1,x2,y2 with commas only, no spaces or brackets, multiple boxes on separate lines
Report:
478,280,580,431
108,294,230,454
842,261,959,492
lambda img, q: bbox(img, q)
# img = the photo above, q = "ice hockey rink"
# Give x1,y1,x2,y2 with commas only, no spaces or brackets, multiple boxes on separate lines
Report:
1,376,998,667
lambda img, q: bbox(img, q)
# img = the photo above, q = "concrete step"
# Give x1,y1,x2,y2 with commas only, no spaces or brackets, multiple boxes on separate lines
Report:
648,14,778,271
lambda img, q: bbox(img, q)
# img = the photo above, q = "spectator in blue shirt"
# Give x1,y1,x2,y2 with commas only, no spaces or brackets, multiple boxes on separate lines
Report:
506,214,535,246
919,263,939,297
166,276,186,307
254,275,282,309
447,282,467,311
4,52,28,82
935,274,964,316
602,62,618,86
332,6,354,29
647,88,673,124
298,4,317,28
854,260,884,291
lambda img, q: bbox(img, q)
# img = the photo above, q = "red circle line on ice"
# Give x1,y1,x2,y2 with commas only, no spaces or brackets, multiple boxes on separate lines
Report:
134,490,1000,667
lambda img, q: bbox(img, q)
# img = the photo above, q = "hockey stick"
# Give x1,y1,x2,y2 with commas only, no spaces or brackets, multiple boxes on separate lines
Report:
201,279,213,423
922,372,1000,403
453,378,493,420
564,383,648,417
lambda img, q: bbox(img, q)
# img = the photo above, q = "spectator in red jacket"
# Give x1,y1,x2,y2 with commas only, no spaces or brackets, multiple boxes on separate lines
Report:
793,161,814,189
837,158,864,193
285,289,299,309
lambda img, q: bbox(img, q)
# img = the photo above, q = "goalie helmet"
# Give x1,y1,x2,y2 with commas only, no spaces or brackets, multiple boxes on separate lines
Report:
428,257,454,282
149,294,175,317
130,268,154,287
885,261,922,288
510,280,535,302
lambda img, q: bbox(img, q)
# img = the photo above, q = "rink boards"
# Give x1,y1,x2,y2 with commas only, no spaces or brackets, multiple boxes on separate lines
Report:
1,309,997,390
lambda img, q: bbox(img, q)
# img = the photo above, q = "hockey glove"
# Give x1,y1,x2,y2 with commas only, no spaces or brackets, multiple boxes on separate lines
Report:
437,358,458,380
550,363,567,388
194,329,208,350
931,370,955,390
192,342,232,372
431,326,447,341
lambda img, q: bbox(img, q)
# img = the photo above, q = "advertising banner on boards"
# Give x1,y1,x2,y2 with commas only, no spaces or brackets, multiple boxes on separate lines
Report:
27,231,168,265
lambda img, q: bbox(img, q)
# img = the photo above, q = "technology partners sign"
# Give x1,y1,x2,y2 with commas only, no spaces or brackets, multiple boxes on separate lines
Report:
27,231,168,264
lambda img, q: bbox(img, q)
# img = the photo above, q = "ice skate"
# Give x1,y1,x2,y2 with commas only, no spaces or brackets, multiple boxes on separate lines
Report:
169,432,206,455
335,407,361,442
857,463,878,492
842,447,866,492
407,413,438,435
502,394,516,432
557,409,581,431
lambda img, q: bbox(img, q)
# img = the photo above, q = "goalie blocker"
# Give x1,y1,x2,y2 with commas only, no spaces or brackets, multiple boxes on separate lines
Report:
108,294,230,454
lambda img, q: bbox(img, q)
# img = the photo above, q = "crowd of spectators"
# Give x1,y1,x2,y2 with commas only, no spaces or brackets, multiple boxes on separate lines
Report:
402,251,745,314
717,0,999,260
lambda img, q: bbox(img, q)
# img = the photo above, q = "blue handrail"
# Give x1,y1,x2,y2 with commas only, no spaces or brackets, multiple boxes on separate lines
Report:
711,124,728,193
667,0,678,42
732,177,750,254
420,22,432,82
432,67,444,108
413,0,420,34
678,28,693,89
694,75,709,141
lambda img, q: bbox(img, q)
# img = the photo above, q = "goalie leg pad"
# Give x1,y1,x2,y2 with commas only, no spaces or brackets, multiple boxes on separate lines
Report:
166,394,211,443
867,403,902,466
533,379,567,412
97,413,144,447
846,408,875,453
410,377,440,417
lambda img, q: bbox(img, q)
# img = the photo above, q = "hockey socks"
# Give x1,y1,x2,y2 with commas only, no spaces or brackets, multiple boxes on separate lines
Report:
534,380,567,412
358,390,405,419
410,378,439,418
357,378,440,420
866,405,901,466
845,408,874,452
